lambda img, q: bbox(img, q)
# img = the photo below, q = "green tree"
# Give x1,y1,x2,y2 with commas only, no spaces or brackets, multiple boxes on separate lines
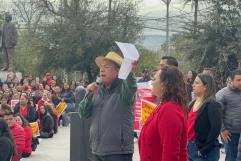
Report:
173,0,241,83
136,46,160,76
0,15,4,65
15,30,42,75
37,0,143,81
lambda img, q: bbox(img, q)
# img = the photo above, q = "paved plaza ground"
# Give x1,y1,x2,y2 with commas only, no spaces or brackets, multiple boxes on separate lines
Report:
22,126,225,161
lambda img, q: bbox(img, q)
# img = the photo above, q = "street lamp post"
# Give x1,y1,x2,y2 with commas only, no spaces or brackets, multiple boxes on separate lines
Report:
161,0,171,54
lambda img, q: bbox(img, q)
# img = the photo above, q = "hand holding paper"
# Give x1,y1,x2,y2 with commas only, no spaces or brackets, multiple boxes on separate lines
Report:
131,60,138,72
115,41,140,79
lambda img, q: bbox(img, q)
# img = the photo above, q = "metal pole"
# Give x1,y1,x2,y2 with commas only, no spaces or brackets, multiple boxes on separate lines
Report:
166,2,169,54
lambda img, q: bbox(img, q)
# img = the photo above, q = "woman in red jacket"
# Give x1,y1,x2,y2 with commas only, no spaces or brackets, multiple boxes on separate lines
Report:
139,66,189,161
15,114,33,158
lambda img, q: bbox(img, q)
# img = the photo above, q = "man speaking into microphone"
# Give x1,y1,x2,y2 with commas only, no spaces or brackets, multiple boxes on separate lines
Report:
78,51,137,161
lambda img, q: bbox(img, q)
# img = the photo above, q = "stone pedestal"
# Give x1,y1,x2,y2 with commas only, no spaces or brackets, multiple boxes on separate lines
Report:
0,71,22,82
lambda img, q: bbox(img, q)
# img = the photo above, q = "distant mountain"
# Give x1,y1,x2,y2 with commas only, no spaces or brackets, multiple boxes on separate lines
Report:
138,9,180,51
137,35,166,51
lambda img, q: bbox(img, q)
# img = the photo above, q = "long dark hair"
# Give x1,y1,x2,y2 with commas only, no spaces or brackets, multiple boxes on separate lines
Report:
187,70,197,84
159,66,189,113
62,82,71,93
0,118,17,155
196,74,216,103
47,104,56,118
14,113,30,127
40,105,48,116
20,92,31,106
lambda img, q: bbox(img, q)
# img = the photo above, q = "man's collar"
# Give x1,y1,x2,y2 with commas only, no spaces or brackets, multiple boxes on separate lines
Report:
228,85,241,92
102,78,121,91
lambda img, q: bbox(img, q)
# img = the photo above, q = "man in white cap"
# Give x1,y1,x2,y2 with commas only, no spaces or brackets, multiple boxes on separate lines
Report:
79,51,137,161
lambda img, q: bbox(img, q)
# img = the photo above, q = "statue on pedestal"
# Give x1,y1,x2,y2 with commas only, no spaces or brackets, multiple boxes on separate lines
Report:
0,13,17,71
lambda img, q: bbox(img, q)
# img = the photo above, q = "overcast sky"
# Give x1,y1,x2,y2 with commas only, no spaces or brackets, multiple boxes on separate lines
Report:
0,0,202,35
140,0,193,15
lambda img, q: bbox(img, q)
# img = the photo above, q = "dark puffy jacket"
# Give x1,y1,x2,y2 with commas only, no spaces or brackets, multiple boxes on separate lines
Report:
79,73,137,156
40,113,54,133
0,136,14,161
61,90,75,103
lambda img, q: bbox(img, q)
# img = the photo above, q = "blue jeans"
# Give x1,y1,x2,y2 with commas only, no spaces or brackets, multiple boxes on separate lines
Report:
224,133,240,161
188,141,220,161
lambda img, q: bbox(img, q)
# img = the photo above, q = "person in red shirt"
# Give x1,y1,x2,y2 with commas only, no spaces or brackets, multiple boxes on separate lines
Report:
15,114,32,158
36,90,52,120
14,93,35,123
187,74,221,161
44,72,53,87
139,66,189,161
37,90,52,110
3,110,25,161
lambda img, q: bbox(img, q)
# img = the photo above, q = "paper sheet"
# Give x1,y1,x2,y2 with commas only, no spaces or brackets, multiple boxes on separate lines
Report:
116,41,140,79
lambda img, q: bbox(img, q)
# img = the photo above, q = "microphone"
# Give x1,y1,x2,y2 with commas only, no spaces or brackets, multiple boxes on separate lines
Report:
84,78,103,98
96,77,103,85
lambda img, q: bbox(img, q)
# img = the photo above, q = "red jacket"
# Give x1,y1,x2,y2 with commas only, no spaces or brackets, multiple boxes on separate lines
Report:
10,124,25,161
23,126,33,154
139,101,188,161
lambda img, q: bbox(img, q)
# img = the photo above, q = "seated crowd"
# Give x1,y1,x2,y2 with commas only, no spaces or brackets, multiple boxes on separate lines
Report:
0,72,84,161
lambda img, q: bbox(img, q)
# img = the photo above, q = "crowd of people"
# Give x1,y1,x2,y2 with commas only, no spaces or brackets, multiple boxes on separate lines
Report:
0,52,241,161
0,72,86,161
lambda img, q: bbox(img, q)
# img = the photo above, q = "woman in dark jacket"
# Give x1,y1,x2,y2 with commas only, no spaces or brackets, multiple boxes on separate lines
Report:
0,118,16,161
61,82,75,111
187,74,222,161
61,82,75,126
39,105,54,138
47,105,58,134
14,93,35,123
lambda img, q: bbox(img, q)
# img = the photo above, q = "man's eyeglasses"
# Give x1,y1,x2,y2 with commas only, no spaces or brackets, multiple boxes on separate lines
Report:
99,65,114,69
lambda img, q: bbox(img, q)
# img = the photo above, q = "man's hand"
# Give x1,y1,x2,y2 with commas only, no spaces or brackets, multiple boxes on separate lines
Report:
221,130,231,143
86,82,99,94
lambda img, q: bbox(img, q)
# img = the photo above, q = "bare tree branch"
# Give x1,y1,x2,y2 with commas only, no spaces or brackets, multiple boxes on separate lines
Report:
38,0,65,17
12,0,47,32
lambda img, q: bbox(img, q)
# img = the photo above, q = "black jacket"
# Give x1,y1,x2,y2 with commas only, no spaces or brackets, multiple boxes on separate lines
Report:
0,136,14,161
41,113,54,133
189,100,222,155
14,103,36,123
